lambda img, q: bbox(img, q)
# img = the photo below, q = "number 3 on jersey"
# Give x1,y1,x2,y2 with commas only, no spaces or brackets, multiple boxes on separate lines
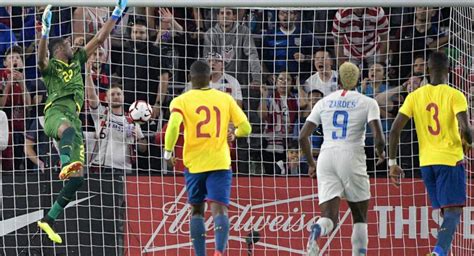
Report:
196,106,221,138
426,103,440,135
332,110,348,140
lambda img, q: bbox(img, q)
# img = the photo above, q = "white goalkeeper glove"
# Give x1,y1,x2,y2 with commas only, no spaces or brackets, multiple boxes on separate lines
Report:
111,0,128,20
41,5,52,38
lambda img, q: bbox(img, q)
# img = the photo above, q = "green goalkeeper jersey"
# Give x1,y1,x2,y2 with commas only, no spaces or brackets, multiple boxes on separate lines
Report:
42,48,87,112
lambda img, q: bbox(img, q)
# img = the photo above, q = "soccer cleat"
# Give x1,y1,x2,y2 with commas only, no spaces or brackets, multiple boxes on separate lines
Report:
306,224,321,256
59,161,83,180
37,219,62,244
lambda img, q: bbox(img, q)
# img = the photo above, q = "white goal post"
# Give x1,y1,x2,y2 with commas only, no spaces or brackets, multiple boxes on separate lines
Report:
6,0,474,7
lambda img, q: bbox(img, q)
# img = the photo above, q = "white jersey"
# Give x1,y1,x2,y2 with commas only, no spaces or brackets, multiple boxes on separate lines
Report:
306,90,380,150
185,73,243,101
304,70,338,96
89,104,144,171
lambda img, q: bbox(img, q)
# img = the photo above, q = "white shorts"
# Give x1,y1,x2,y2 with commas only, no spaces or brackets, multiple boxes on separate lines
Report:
316,147,371,204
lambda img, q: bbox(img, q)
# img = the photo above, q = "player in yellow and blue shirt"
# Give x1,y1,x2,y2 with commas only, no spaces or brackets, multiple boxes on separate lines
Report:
389,52,472,256
164,60,251,256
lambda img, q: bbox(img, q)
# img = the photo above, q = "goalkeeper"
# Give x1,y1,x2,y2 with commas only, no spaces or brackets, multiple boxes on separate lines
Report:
36,1,128,244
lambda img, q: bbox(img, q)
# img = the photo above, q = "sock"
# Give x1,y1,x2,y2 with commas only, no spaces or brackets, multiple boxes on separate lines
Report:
435,210,461,255
351,223,368,256
190,215,206,256
316,217,334,236
214,214,230,253
47,177,84,221
59,127,76,165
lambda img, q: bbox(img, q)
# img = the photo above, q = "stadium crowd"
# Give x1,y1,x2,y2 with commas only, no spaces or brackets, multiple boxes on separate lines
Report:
0,6,470,176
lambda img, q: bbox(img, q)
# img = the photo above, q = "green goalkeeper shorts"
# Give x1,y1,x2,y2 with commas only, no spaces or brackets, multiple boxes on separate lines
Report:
44,98,85,164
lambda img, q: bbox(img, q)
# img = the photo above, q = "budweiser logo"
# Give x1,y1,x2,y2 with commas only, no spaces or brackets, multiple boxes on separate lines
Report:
141,187,348,254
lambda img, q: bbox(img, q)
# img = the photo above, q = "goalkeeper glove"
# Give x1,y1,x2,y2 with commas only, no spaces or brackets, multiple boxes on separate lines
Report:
111,0,128,20
41,5,52,38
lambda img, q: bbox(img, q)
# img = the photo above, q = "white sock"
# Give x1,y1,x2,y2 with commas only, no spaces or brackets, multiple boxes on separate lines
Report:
316,217,334,236
351,223,368,256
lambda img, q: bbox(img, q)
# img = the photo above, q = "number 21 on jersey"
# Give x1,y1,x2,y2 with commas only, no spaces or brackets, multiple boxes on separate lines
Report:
332,110,349,140
196,106,221,138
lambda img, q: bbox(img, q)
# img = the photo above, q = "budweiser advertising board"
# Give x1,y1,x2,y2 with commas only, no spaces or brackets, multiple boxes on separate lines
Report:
125,177,474,255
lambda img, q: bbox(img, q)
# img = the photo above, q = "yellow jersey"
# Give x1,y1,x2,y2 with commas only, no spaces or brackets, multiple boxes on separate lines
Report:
169,88,249,173
399,84,467,166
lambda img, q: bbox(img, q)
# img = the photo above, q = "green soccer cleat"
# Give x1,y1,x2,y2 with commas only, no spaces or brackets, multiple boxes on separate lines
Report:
37,219,62,244
59,161,83,180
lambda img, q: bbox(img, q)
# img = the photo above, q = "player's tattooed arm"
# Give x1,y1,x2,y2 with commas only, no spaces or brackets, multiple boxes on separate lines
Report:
299,121,318,178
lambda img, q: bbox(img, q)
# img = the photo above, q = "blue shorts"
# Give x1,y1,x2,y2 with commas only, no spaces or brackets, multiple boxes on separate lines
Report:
421,163,466,209
184,169,232,206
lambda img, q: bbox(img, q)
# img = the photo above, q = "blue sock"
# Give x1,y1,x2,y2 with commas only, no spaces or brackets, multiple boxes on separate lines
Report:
214,214,230,253
190,215,206,256
435,210,461,255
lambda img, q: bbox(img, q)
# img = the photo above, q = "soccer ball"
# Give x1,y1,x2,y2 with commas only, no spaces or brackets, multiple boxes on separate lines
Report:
129,100,153,124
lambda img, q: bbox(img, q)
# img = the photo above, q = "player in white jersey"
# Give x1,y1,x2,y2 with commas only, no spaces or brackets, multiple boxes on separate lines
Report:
299,62,385,256
85,58,147,172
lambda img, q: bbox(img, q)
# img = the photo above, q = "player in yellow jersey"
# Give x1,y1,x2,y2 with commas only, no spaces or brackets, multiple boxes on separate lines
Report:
164,60,251,256
389,52,472,256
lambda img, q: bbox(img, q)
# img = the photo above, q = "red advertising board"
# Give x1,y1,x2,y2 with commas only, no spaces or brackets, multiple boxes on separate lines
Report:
125,177,474,256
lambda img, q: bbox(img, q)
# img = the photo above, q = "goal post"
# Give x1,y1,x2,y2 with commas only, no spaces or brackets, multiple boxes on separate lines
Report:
0,2,472,256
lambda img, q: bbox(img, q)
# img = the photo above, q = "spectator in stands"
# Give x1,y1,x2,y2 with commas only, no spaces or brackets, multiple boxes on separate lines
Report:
154,8,185,87
73,6,112,63
259,71,298,174
332,8,389,68
358,63,390,98
0,109,7,170
203,7,262,85
0,21,17,66
392,7,448,79
411,55,429,86
375,73,424,177
275,140,307,175
86,59,147,173
294,87,324,160
24,114,60,172
262,9,318,82
0,46,31,170
303,49,338,96
114,18,171,120
185,52,243,107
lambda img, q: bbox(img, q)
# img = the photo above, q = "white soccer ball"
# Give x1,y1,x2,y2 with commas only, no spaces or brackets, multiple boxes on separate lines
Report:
129,100,153,124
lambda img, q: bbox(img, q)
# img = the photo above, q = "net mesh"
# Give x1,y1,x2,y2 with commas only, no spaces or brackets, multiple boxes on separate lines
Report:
0,5,472,256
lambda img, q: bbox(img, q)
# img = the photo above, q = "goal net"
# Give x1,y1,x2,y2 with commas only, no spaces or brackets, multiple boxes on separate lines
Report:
0,4,473,256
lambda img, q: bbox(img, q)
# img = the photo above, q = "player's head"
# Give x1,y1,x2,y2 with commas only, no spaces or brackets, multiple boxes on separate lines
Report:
206,52,224,75
3,45,24,70
131,18,148,42
308,88,324,107
49,37,73,61
314,49,333,72
217,8,237,31
413,55,426,74
190,60,211,89
427,51,449,79
368,63,385,82
106,84,124,108
276,71,294,95
339,62,360,90
278,10,298,29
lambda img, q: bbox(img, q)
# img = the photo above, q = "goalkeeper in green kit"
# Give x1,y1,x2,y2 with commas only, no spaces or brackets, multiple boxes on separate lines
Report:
36,0,128,244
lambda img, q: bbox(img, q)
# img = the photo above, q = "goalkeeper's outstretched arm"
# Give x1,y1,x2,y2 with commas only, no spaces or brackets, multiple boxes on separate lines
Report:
84,0,128,57
38,5,52,71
